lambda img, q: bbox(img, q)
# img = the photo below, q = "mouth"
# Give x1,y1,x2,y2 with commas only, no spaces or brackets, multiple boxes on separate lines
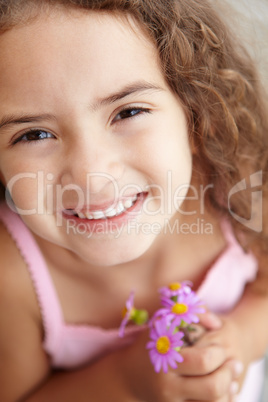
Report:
62,192,146,222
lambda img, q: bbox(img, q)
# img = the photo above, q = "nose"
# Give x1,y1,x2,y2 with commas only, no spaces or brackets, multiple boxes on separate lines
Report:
60,130,124,196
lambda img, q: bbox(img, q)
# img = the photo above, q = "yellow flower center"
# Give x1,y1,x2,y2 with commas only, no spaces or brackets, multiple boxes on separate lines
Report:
156,336,171,354
168,282,182,291
171,303,188,315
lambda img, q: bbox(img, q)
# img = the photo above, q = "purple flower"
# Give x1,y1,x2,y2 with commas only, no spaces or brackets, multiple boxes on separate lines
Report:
152,291,205,327
146,317,184,373
159,281,192,299
119,291,135,338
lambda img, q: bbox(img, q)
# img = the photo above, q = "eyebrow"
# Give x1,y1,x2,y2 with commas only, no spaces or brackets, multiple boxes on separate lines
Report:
0,113,57,130
0,81,164,130
91,81,164,110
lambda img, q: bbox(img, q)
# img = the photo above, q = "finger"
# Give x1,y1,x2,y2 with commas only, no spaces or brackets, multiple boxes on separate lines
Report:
198,311,222,330
186,396,235,402
186,398,233,402
177,361,240,401
176,344,227,376
183,323,207,345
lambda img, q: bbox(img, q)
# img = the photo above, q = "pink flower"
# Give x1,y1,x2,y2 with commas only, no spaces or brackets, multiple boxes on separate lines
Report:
119,291,135,338
146,317,184,373
159,281,192,299
152,291,205,327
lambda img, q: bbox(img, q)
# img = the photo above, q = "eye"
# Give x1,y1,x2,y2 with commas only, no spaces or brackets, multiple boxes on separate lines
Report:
112,107,151,123
12,129,55,145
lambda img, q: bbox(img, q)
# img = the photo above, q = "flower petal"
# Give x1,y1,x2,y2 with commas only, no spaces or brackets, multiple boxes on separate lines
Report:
118,316,129,338
162,358,169,373
173,352,184,363
149,349,159,365
155,317,168,335
154,356,163,373
146,341,156,350
167,355,178,369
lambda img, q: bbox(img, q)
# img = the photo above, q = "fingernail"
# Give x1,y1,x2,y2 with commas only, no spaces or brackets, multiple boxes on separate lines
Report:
230,381,239,395
233,361,244,376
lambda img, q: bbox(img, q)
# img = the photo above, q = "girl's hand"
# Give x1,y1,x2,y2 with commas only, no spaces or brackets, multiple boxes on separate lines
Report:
118,313,243,401
195,311,249,391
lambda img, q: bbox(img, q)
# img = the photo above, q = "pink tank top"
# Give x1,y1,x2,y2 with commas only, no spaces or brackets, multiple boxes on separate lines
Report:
0,202,264,402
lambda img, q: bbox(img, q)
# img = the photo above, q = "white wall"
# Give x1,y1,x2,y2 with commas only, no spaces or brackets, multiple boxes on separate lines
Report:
214,0,268,90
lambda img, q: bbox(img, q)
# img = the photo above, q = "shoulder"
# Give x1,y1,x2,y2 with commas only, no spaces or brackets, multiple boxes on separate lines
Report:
0,218,22,267
0,221,50,401
0,219,33,302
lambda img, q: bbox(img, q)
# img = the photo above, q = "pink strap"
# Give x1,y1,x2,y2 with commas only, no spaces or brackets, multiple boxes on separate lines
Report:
0,202,63,356
220,219,239,246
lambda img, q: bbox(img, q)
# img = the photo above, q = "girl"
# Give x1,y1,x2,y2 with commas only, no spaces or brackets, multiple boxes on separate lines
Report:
0,0,267,401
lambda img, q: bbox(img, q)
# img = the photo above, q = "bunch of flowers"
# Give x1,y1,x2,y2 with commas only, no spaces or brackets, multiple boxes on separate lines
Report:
119,281,205,373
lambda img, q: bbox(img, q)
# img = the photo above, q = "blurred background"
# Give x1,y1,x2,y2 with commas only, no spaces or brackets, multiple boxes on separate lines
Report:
215,0,268,90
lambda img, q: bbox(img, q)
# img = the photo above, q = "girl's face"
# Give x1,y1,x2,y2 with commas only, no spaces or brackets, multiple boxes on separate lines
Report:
0,9,192,266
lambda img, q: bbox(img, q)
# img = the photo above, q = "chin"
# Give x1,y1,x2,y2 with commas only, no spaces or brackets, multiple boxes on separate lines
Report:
79,234,157,267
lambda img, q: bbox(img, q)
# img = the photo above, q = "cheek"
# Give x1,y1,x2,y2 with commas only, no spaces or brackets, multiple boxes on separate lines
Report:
5,174,40,212
157,133,192,210
0,154,32,187
150,130,192,182
0,154,57,210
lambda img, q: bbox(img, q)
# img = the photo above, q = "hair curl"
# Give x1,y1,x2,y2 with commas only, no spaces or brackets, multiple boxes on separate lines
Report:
0,0,268,284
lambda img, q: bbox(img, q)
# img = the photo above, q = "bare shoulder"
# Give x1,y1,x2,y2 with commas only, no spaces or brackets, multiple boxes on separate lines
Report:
0,221,50,401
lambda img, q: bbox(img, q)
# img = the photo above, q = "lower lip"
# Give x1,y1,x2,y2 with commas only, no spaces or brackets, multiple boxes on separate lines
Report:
62,192,147,233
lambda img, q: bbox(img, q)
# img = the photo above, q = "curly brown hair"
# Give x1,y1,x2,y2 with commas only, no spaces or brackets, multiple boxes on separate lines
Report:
0,0,268,280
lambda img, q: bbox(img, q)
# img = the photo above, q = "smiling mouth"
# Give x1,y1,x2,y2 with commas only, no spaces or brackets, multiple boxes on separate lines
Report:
63,192,145,221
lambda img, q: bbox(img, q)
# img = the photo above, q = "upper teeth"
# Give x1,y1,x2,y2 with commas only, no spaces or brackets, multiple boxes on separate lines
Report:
75,195,138,220
91,211,105,219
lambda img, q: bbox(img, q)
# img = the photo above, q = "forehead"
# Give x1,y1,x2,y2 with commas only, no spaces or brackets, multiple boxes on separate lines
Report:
0,9,152,66
0,9,165,112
